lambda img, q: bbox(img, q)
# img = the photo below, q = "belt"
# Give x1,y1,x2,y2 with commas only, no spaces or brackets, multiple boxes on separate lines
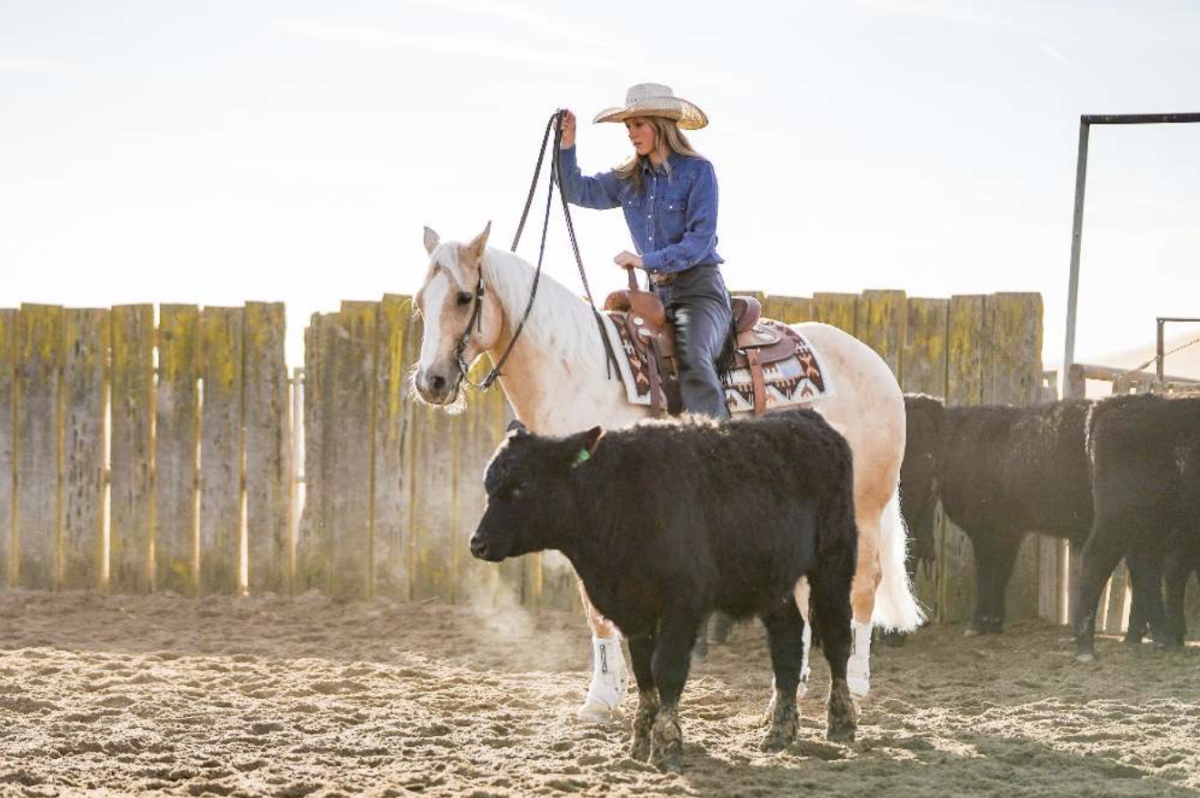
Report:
649,263,718,286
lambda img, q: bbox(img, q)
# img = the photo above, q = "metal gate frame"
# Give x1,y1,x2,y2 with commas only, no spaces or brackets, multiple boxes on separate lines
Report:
1062,112,1200,399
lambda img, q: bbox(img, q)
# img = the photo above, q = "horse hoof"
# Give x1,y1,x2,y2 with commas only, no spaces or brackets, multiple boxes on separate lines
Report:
963,627,980,637
577,700,618,725
630,738,651,762
1075,652,1096,664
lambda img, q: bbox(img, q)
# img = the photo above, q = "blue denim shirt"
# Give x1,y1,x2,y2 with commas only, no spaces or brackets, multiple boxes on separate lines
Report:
558,147,724,274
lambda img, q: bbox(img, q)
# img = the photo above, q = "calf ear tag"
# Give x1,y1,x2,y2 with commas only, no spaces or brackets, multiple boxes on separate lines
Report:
572,448,591,469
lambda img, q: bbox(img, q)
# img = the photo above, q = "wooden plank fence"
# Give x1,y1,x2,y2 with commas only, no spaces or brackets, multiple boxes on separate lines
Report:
3,289,1176,634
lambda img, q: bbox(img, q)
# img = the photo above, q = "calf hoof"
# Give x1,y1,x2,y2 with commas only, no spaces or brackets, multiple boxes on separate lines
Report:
630,734,651,762
650,709,683,773
826,679,858,744
760,701,798,753
631,693,658,761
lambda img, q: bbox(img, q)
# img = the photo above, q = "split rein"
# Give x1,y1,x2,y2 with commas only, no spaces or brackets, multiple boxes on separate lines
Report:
453,109,622,391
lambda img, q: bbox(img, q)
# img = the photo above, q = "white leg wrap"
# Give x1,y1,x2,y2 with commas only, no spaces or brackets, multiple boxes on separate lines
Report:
847,620,872,700
798,621,812,699
577,636,628,724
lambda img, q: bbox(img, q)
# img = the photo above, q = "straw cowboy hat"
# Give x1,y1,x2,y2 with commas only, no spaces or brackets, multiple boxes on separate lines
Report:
593,83,708,130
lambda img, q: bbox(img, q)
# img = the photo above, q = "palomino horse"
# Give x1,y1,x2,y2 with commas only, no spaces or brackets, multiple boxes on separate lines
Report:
413,223,922,722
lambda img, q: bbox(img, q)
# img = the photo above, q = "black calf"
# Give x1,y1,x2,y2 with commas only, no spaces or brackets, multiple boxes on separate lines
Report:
1073,394,1200,660
470,410,859,772
901,396,1094,634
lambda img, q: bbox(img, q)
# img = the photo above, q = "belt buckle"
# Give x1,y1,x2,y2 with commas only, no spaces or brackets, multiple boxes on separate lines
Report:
651,272,675,286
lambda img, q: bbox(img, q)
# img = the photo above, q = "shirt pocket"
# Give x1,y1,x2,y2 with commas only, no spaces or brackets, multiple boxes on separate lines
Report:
658,191,689,240
619,184,645,208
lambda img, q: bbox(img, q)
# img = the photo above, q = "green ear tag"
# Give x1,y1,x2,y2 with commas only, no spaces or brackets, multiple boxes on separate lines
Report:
572,448,591,468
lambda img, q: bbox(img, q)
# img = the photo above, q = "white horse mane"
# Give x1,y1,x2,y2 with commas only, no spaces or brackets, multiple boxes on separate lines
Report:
434,242,608,365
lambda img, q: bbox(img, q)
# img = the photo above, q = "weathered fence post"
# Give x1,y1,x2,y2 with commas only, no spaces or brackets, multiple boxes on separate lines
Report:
199,307,244,595
244,302,289,595
15,305,63,590
859,289,907,377
326,302,377,599
110,304,154,593
298,313,330,593
156,305,200,595
372,295,415,600
61,308,108,591
0,309,16,589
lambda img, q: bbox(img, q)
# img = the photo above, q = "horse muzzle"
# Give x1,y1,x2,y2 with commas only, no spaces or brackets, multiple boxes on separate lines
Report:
415,366,460,406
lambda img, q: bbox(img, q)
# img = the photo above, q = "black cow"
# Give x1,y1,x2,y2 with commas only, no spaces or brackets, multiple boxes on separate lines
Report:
901,396,1094,634
470,411,859,772
1073,394,1200,660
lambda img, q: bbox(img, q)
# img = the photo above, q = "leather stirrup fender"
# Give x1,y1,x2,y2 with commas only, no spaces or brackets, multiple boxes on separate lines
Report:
747,348,767,416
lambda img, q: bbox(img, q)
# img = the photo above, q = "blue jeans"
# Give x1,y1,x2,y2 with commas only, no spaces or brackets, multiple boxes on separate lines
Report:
652,265,733,420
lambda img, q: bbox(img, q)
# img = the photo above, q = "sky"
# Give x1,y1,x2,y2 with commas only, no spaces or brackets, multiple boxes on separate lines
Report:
2,0,1199,373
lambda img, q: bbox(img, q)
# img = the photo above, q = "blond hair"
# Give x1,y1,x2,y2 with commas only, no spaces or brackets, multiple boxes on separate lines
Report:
614,116,704,195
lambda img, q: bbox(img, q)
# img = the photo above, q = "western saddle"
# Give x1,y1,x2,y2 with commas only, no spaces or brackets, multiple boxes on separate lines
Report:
604,269,799,416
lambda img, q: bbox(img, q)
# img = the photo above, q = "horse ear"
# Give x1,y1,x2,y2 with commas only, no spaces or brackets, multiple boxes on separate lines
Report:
506,418,528,436
463,221,492,265
424,226,440,255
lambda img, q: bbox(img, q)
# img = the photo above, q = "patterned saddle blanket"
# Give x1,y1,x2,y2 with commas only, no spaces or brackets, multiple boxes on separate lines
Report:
604,311,833,415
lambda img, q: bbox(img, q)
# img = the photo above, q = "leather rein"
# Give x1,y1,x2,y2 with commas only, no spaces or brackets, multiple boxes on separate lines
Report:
452,109,622,391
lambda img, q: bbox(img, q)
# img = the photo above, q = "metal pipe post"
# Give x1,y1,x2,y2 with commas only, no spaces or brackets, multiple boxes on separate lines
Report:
1157,318,1166,387
1063,119,1091,397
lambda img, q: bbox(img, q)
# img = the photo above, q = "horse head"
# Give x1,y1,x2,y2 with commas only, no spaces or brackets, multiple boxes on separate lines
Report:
413,222,503,406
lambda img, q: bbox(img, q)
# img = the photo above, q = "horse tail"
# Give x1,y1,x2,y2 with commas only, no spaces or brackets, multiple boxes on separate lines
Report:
871,487,926,632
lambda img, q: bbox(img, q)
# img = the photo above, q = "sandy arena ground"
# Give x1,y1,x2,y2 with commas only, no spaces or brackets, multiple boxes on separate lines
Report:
1,590,1199,797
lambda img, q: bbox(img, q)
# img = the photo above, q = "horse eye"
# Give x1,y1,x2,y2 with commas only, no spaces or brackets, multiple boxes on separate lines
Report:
456,291,473,307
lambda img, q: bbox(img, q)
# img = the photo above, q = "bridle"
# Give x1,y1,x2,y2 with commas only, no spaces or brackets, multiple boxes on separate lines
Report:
449,109,621,392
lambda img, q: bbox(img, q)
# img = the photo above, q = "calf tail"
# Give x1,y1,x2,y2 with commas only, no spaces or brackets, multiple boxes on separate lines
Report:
871,488,926,631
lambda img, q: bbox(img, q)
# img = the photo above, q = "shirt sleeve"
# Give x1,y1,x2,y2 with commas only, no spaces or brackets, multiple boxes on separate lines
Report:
557,146,622,210
641,161,719,274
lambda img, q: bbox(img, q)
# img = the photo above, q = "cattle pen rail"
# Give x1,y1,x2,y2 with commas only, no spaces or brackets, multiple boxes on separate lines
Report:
0,291,1056,627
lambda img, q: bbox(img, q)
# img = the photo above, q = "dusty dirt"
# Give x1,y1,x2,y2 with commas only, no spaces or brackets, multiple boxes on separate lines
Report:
1,590,1199,797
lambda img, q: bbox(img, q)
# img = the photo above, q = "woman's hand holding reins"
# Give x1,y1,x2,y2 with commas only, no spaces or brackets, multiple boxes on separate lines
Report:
557,109,637,270
559,110,576,149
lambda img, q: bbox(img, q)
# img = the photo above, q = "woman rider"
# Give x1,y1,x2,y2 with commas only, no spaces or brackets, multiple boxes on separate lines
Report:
558,83,733,420
558,84,735,722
